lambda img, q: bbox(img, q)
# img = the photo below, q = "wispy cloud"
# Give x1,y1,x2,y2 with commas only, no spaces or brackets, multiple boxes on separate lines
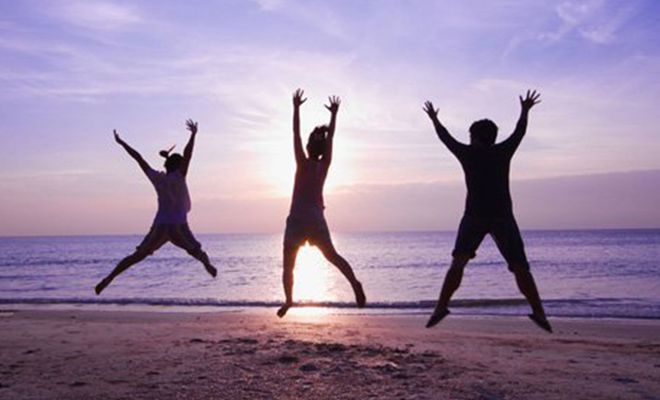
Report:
253,0,347,39
578,3,638,44
0,29,354,103
253,0,286,12
539,0,637,44
47,0,142,31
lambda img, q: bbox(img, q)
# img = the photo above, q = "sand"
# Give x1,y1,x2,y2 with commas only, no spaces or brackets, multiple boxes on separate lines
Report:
0,308,658,399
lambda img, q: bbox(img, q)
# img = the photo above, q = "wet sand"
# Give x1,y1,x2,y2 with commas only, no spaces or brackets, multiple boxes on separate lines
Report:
0,308,658,399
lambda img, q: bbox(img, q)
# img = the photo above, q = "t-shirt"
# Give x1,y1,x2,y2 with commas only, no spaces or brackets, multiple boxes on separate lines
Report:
289,159,328,221
147,168,191,224
448,141,520,218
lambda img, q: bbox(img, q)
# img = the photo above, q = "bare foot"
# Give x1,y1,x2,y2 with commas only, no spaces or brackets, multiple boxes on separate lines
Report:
353,281,366,308
277,303,292,318
95,278,110,295
528,313,553,333
205,263,217,278
425,307,450,328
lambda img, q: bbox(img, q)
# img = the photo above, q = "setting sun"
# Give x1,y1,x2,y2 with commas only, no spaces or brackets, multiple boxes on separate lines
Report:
293,243,333,303
255,108,358,198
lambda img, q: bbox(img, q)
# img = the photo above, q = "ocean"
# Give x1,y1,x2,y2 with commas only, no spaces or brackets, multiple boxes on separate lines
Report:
1,230,659,319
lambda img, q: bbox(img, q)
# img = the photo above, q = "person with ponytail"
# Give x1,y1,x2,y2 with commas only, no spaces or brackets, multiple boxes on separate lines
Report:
95,119,217,295
277,89,366,317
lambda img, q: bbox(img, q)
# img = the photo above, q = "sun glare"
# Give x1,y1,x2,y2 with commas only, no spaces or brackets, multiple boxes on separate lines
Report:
257,116,358,197
294,243,333,303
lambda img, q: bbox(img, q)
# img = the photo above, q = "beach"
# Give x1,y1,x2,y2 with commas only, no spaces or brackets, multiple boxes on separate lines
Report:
1,309,658,399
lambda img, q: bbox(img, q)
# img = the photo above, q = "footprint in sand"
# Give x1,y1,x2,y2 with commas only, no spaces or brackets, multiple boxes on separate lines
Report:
277,355,299,364
236,337,259,345
106,379,129,385
299,363,319,372
613,377,638,384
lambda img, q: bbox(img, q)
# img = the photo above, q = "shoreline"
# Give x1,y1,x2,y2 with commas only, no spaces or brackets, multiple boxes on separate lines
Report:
1,301,659,321
1,308,658,399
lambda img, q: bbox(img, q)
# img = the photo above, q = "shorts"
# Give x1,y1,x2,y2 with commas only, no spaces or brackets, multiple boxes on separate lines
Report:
283,215,332,248
136,223,202,255
452,215,529,271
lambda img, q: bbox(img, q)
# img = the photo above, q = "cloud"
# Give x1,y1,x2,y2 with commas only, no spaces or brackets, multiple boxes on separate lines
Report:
0,28,356,103
48,0,142,31
539,0,637,44
577,4,638,44
252,0,346,39
253,0,286,11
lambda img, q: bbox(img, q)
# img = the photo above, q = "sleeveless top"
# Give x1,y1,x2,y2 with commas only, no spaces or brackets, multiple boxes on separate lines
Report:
288,160,328,221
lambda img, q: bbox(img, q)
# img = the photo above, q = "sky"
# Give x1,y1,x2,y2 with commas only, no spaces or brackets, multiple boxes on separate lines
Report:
1,0,659,236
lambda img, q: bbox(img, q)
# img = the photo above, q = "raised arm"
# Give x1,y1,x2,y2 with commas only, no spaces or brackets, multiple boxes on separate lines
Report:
114,130,152,177
180,119,197,177
292,89,307,165
423,101,464,155
500,90,541,154
323,95,340,166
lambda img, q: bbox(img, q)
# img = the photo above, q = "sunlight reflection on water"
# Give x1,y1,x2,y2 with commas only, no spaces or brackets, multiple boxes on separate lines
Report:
293,244,333,302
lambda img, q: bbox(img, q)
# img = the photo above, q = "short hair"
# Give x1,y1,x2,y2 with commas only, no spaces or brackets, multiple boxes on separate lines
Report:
307,125,328,159
469,119,498,145
164,153,183,173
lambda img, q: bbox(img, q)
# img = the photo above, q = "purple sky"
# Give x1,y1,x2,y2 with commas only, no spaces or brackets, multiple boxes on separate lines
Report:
1,0,659,235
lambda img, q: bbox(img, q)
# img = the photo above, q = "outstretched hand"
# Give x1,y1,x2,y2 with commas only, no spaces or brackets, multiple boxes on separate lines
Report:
186,119,198,134
325,95,341,114
520,90,541,112
423,101,438,119
293,88,307,107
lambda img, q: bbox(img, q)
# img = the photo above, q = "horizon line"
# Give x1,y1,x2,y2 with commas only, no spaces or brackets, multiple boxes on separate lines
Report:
2,226,659,239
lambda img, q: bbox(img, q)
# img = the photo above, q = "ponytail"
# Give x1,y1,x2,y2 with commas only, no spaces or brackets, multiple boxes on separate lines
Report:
159,144,176,159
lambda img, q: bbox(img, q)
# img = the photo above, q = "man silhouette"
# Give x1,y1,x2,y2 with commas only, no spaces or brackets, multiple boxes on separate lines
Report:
277,89,366,317
423,90,551,332
95,119,216,295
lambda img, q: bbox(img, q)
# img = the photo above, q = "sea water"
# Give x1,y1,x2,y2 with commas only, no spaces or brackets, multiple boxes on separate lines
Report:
1,230,659,319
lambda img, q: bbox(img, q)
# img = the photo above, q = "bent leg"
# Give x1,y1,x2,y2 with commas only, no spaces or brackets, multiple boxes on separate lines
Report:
188,248,216,277
317,241,358,284
95,227,167,295
278,245,300,317
317,241,366,308
169,224,217,278
95,251,149,295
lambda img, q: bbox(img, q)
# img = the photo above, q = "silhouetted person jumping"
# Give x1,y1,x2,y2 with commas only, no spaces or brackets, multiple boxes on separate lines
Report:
423,90,552,332
277,89,366,317
95,120,217,295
